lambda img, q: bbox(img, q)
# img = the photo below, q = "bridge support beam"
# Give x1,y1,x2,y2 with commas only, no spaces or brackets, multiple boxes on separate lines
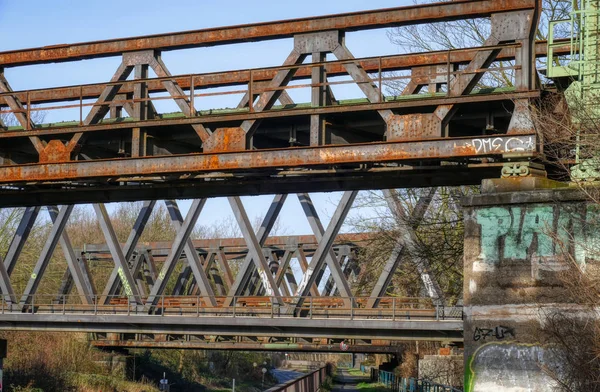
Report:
463,187,597,391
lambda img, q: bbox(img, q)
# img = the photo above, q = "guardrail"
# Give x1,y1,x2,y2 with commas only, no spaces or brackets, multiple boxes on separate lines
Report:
1,295,463,321
0,43,523,132
372,369,462,392
264,364,332,392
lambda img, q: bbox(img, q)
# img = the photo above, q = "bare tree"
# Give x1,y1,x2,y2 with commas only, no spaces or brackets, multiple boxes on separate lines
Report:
346,188,469,303
386,0,572,92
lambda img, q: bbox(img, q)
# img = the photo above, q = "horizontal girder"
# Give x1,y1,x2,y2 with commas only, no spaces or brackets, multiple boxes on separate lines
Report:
0,310,463,341
91,334,412,354
0,0,537,67
0,134,537,183
0,166,507,208
0,41,567,108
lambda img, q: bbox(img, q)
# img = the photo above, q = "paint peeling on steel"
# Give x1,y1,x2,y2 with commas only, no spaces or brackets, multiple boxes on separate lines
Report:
0,135,537,184
0,0,537,67
0,41,567,107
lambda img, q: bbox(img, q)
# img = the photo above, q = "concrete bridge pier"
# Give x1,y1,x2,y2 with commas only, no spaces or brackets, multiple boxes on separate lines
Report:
463,182,599,391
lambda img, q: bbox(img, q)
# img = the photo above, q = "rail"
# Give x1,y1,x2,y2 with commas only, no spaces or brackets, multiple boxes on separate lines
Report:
0,295,463,321
264,364,332,392
372,369,462,392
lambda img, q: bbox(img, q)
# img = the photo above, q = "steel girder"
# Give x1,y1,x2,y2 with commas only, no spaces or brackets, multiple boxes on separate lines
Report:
0,1,543,204
0,313,464,342
0,134,538,184
0,0,538,67
90,338,414,353
0,41,566,108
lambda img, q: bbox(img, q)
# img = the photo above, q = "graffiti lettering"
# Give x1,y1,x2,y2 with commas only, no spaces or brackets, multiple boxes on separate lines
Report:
474,204,600,271
473,326,515,342
469,136,534,155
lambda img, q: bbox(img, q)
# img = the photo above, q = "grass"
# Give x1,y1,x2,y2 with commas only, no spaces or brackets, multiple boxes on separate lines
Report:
356,382,390,392
68,372,160,392
346,369,369,376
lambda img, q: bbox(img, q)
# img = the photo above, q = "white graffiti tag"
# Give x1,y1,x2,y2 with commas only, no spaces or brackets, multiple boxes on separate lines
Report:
466,136,535,155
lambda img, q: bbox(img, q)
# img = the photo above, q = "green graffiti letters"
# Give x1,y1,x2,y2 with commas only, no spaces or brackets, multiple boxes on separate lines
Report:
475,204,599,270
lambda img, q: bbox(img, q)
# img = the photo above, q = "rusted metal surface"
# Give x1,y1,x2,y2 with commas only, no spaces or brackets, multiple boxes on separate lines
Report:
0,1,546,208
83,233,373,257
203,127,247,153
0,164,503,208
386,114,441,141
0,40,567,107
0,90,540,139
0,134,536,184
0,0,537,67
38,140,77,163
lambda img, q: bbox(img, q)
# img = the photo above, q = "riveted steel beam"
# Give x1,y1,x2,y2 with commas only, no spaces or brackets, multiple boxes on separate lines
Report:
295,191,357,308
228,197,283,303
164,200,216,306
224,194,287,306
148,54,211,142
145,199,206,311
4,207,40,276
0,41,564,107
100,200,156,304
0,134,537,185
297,193,353,302
47,206,94,304
0,0,537,67
0,255,16,305
94,203,142,305
0,70,44,153
384,189,445,305
20,205,74,307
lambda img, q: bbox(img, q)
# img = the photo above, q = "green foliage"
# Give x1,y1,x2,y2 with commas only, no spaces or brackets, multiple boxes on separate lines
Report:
346,369,368,376
8,387,44,392
68,372,159,392
355,382,389,392
319,376,333,392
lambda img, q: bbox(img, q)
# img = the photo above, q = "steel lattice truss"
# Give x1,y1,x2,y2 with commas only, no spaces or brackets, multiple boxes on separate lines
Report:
0,0,548,207
0,191,463,342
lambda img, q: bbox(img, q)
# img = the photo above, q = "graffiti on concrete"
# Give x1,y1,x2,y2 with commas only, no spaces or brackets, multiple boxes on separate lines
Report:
473,326,515,342
474,204,600,272
465,343,560,392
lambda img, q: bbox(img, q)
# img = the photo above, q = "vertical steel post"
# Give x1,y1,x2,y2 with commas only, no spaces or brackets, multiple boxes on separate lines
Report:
190,75,195,115
249,70,254,113
79,85,83,125
26,91,30,131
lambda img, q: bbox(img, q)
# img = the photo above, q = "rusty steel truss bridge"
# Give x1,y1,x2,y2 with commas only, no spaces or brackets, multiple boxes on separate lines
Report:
0,0,563,350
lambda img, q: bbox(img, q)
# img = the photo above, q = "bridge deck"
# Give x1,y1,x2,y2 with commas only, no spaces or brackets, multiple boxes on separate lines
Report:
0,295,463,341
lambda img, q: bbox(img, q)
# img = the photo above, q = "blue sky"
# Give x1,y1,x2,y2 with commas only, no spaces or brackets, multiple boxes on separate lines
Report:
0,0,411,235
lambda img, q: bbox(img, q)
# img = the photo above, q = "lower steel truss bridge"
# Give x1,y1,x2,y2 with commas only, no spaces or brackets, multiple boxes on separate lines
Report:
0,192,462,349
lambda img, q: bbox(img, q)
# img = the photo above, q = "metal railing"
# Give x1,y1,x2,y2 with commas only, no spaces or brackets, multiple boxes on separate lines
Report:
0,43,523,132
264,364,332,392
0,294,463,321
372,369,462,392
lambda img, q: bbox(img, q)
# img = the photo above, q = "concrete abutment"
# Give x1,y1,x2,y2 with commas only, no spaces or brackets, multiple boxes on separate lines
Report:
463,186,600,391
